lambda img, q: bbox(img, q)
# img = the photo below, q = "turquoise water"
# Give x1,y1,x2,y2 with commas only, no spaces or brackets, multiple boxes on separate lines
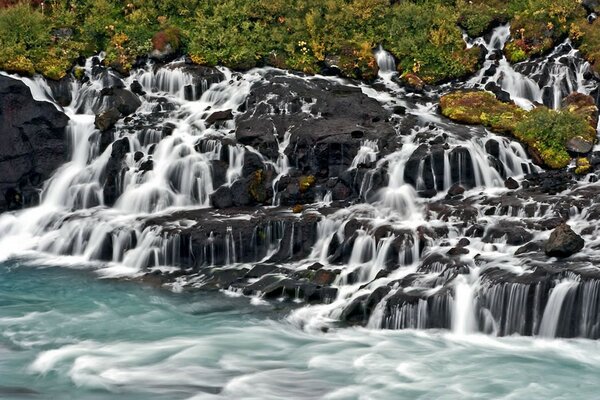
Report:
2,261,600,400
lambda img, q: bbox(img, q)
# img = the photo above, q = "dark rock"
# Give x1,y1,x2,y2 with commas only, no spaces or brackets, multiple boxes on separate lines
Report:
130,80,146,96
94,108,121,132
566,136,594,154
483,223,533,246
0,75,69,211
447,184,465,197
46,77,73,107
515,241,542,255
504,177,519,190
246,264,280,278
205,109,233,126
313,269,338,285
308,262,324,271
102,88,141,116
211,185,233,209
545,223,585,257
457,238,470,247
134,151,144,162
139,159,154,172
447,247,469,256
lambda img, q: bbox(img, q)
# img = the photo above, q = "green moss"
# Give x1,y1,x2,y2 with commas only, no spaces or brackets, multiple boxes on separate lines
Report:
514,108,591,169
504,0,584,62
505,42,528,63
571,19,600,75
439,91,525,132
0,0,596,83
456,0,508,38
440,90,596,169
575,157,591,175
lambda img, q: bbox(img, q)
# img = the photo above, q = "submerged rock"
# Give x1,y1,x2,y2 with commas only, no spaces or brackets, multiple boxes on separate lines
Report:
545,223,585,258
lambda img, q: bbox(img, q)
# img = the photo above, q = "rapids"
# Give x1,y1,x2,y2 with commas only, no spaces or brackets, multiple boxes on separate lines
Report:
2,260,600,399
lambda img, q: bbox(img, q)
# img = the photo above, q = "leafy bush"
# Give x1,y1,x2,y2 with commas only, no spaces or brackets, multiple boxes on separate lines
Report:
0,0,595,82
514,108,590,169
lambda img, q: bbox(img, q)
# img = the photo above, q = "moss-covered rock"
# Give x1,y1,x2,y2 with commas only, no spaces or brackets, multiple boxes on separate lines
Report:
439,91,525,133
440,90,597,169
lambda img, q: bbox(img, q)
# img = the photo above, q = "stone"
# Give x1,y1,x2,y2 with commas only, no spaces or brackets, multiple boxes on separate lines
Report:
0,75,69,211
447,184,465,197
504,177,519,190
130,80,146,96
313,269,338,286
94,107,121,132
545,223,584,257
566,136,594,154
205,109,233,126
210,185,233,209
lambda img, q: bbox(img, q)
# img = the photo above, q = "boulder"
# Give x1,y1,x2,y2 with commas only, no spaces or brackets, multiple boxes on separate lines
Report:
94,107,121,132
205,109,233,126
211,185,233,209
504,177,519,190
545,223,584,257
0,75,69,211
102,87,141,116
566,136,594,154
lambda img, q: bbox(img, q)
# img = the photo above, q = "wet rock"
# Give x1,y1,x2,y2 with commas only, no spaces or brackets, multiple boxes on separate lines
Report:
236,71,396,183
504,177,519,190
130,80,146,96
102,87,141,116
313,269,338,286
483,223,533,246
246,264,281,278
447,184,465,197
94,107,121,132
139,159,154,172
457,238,470,247
134,151,144,162
102,137,130,206
566,136,594,154
46,77,73,107
545,223,585,257
230,179,251,206
447,246,469,256
515,241,542,255
0,75,69,211
210,185,233,209
484,82,511,103
205,109,233,126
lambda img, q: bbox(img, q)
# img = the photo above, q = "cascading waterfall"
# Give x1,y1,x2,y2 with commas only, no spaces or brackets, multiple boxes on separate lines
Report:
468,25,598,110
0,27,599,342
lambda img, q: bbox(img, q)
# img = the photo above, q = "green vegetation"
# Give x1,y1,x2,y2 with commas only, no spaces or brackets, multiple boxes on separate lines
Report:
570,19,600,74
0,0,596,83
514,107,591,169
440,91,597,169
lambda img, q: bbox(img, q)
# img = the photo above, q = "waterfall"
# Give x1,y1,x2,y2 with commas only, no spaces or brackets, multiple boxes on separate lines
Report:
468,25,597,110
538,281,579,338
0,28,599,342
452,274,477,335
375,46,396,74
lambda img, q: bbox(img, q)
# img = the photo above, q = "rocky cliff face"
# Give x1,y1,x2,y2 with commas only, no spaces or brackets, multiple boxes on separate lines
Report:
0,75,69,211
